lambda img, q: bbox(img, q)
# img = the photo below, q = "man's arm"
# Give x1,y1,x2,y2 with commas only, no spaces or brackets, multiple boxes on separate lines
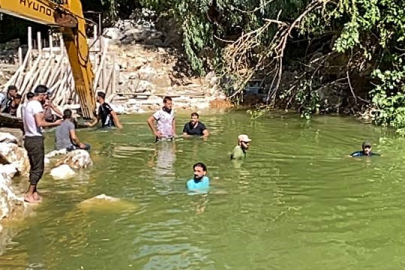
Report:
49,102,63,117
35,112,62,127
147,115,161,137
69,129,86,148
202,129,210,137
172,118,176,136
111,111,123,129
86,115,100,127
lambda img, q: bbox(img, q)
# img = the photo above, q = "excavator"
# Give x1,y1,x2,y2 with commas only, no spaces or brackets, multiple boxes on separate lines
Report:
0,0,96,119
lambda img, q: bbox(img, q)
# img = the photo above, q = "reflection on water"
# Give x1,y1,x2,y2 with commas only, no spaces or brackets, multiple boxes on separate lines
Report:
2,112,405,270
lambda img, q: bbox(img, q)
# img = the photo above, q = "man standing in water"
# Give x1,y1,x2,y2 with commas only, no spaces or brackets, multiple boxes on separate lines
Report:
350,141,380,157
182,112,210,137
85,91,123,129
231,134,252,160
147,96,176,141
23,85,62,203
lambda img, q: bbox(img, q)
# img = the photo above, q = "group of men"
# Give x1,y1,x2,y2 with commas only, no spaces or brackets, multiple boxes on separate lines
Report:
21,85,122,203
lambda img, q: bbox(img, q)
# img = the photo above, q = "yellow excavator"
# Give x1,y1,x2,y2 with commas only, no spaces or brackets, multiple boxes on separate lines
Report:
0,0,96,119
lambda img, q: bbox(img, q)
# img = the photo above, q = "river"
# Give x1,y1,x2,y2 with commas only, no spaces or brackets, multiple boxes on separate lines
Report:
1,111,404,270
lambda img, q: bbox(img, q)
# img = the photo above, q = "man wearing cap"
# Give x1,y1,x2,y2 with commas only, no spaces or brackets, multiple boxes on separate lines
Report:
350,141,380,157
23,85,62,203
85,91,123,129
231,134,252,160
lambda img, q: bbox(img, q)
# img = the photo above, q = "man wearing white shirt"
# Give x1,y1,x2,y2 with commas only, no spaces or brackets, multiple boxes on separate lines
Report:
23,85,62,203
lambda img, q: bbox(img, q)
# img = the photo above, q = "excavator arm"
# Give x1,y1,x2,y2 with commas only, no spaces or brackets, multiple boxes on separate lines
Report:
0,0,96,119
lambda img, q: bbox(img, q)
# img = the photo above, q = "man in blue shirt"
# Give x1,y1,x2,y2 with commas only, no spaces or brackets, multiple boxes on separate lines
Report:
350,141,380,157
187,162,210,190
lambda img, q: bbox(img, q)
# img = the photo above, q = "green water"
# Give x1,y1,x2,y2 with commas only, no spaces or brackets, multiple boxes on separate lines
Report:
1,111,405,270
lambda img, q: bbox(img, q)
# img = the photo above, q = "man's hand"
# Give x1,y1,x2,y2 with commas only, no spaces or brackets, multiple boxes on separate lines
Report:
54,119,63,126
117,124,123,129
79,143,86,149
154,131,162,138
83,122,91,127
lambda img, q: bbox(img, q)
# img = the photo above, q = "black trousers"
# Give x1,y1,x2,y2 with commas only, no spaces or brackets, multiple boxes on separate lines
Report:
24,136,45,185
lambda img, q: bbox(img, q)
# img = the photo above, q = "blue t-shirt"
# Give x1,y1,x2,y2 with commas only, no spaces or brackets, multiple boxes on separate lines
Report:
350,151,380,157
187,176,210,190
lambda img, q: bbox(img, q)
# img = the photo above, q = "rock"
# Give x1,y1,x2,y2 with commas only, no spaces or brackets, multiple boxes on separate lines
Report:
0,165,17,179
103,27,125,40
0,142,30,176
50,164,76,180
0,168,24,223
0,132,18,144
136,66,157,81
77,194,137,212
45,149,67,158
55,150,93,169
128,79,155,93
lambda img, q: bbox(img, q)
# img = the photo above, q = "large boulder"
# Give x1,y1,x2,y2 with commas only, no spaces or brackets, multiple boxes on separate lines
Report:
0,167,24,224
77,194,137,212
0,142,30,176
50,164,76,180
55,150,93,170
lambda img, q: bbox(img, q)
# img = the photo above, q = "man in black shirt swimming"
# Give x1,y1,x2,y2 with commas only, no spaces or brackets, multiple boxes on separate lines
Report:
350,141,380,157
183,112,209,137
85,92,123,129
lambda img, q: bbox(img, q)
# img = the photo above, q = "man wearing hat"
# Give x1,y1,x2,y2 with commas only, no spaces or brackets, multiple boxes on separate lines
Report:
85,91,123,129
23,85,62,203
350,141,380,157
231,134,252,160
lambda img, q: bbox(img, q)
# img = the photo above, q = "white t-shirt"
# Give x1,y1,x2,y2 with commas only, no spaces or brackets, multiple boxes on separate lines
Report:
153,108,175,138
23,100,44,137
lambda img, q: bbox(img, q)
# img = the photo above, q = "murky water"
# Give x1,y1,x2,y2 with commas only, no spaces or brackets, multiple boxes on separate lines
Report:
1,111,405,270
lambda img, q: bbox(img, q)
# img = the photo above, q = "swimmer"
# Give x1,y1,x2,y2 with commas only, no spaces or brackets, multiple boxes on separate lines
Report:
182,112,209,137
186,162,210,191
231,134,252,160
350,141,381,157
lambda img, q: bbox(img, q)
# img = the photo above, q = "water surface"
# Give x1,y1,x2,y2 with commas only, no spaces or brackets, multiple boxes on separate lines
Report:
1,111,405,270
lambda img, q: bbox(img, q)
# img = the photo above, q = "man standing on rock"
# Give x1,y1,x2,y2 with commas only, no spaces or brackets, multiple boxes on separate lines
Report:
85,92,123,129
147,96,176,142
23,85,62,203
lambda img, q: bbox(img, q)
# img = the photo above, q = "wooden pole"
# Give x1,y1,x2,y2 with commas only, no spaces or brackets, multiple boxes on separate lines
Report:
18,48,23,67
37,32,42,55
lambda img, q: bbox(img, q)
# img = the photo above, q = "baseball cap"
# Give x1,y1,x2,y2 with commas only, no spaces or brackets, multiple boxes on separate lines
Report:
34,85,48,94
362,141,371,148
238,134,252,142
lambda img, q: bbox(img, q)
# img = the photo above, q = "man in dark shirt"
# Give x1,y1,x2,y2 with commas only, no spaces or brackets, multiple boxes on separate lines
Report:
183,112,209,137
1,85,18,113
350,141,380,157
85,92,123,129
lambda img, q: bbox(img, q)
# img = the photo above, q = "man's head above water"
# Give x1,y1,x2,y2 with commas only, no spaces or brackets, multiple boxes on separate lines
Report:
238,134,252,150
193,162,207,181
362,141,372,155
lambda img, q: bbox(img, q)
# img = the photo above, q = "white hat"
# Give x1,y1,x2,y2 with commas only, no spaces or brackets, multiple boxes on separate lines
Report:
238,134,252,142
